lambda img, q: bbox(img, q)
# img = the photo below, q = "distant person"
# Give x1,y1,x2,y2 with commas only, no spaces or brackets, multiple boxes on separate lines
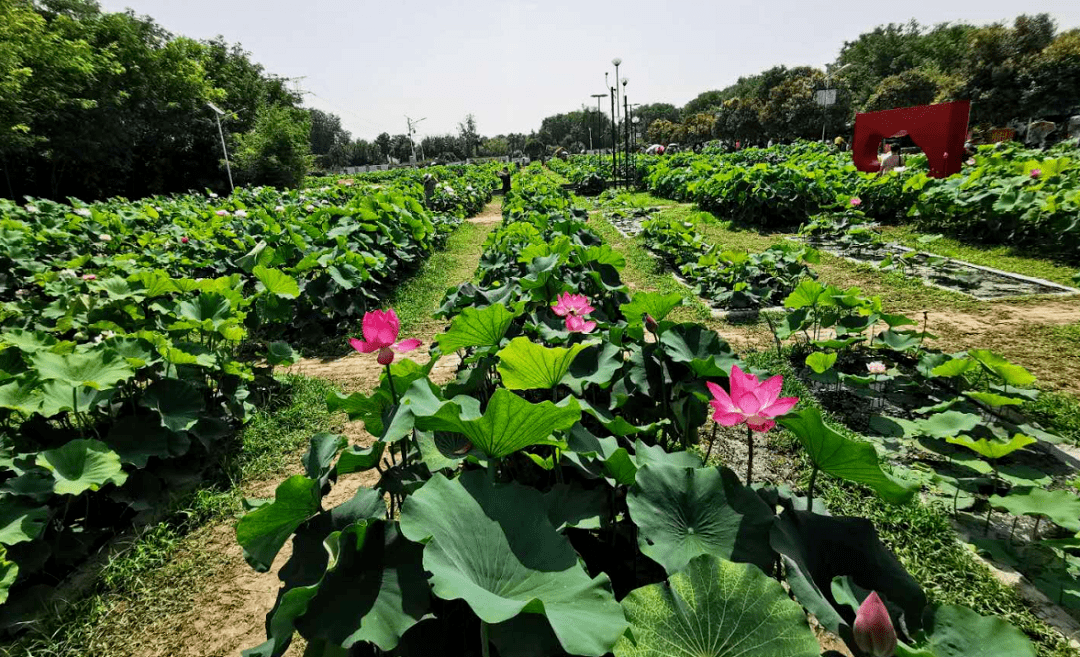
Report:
834,135,846,151
497,168,511,194
423,174,437,205
880,143,902,173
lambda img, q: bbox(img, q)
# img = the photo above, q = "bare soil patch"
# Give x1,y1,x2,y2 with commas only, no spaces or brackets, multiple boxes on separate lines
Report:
466,199,503,224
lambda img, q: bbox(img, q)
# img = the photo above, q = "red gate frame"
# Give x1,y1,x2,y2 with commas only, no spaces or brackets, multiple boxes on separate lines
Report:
852,100,971,178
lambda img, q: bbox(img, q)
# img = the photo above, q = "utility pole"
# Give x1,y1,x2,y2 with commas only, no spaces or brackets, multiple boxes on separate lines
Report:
405,115,426,164
591,93,607,167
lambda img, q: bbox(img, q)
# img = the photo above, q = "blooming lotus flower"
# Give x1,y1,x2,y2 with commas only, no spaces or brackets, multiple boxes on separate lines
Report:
82,274,97,281
348,308,421,365
74,208,91,218
305,204,315,212
565,314,597,334
850,197,862,207
99,234,112,242
25,205,38,214
155,206,163,212
235,210,248,218
706,365,798,433
215,209,228,217
867,361,886,375
209,192,219,198
552,293,595,318
966,158,976,166
181,236,189,244
1030,168,1042,178
275,205,285,213
853,592,897,657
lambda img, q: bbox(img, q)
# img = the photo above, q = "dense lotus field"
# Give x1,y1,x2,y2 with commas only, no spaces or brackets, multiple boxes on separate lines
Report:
231,166,1070,657
3,153,1079,657
0,163,499,615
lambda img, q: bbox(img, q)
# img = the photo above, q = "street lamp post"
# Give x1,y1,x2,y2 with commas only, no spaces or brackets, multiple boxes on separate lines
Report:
591,93,607,168
621,78,629,186
612,58,622,124
610,88,618,186
206,102,234,193
821,63,852,142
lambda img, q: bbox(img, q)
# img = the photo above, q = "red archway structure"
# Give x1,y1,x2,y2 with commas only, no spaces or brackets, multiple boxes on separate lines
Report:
852,100,971,178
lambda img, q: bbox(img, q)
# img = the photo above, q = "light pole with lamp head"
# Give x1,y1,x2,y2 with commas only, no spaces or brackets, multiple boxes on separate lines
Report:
206,102,234,193
621,78,629,185
612,58,622,124
821,63,852,142
591,93,608,166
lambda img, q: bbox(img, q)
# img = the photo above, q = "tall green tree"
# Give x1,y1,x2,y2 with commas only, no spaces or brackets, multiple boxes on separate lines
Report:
231,103,311,188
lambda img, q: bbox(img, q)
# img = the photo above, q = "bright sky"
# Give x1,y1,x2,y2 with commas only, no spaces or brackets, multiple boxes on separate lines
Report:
100,0,1080,141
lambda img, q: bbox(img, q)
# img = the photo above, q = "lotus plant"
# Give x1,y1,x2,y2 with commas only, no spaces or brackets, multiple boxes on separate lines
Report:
850,197,862,208
853,591,897,657
707,365,798,484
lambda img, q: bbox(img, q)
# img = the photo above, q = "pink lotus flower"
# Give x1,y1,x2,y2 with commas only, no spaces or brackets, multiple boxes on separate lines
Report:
552,293,595,318
850,197,862,207
181,236,189,244
1030,168,1042,178
565,314,597,334
853,592,897,657
867,361,887,375
348,308,421,365
706,365,798,433
215,209,228,217
82,274,96,281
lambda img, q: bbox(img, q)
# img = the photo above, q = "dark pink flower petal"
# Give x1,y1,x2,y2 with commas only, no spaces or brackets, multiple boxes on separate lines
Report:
746,418,776,433
728,365,758,404
362,309,400,348
348,337,381,354
755,374,784,408
392,338,422,353
761,396,799,418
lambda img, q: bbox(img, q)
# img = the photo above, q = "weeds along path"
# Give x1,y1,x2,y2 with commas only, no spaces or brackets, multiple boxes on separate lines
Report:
15,201,503,657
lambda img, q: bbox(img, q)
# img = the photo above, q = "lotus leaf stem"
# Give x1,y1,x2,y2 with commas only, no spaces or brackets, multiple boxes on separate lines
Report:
807,465,819,513
746,425,754,485
480,620,491,657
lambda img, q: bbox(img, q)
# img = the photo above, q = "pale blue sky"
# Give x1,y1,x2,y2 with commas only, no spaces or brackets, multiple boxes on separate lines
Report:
99,0,1080,140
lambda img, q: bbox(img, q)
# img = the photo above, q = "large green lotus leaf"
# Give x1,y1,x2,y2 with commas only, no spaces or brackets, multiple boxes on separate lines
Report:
303,433,347,488
1,328,60,353
436,303,517,352
779,409,917,504
784,279,828,309
30,349,133,389
659,324,740,378
35,439,128,495
253,265,300,299
805,351,837,374
104,415,191,467
945,433,1035,461
619,291,684,324
413,388,580,459
336,442,386,475
922,604,1036,657
496,337,588,390
968,349,1036,387
0,379,44,415
399,471,627,657
965,391,1024,407
38,381,113,416
0,499,48,545
770,510,927,640
244,518,423,657
930,357,976,379
990,487,1080,532
544,482,608,531
292,521,428,651
914,411,982,438
267,341,298,367
878,329,922,352
0,546,17,605
565,342,623,395
236,475,321,572
563,424,638,486
629,464,775,574
139,378,205,432
613,554,820,657
176,292,232,325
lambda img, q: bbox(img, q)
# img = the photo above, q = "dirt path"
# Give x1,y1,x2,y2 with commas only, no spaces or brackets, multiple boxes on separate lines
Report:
467,198,503,224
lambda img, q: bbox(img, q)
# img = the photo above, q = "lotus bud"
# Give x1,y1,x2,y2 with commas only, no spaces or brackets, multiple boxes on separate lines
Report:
181,236,189,244
1030,168,1042,179
99,233,112,242
853,592,897,657
645,314,659,333
850,197,862,207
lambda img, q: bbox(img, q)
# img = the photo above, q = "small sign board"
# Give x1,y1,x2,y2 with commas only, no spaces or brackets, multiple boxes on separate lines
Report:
815,89,837,107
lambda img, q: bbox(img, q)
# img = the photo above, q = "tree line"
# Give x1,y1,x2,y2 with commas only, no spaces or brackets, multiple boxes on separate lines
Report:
535,14,1080,150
